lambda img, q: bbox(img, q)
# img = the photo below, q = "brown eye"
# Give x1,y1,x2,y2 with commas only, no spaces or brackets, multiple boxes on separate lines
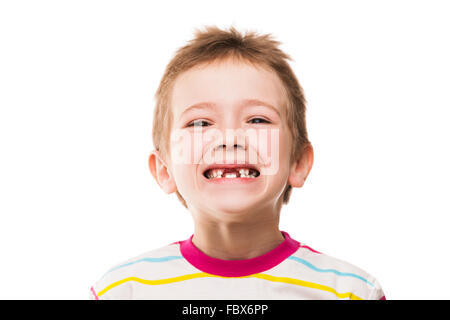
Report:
187,120,210,127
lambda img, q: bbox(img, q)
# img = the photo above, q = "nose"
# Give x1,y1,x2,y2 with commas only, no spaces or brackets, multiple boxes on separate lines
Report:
212,142,247,164
209,118,249,160
213,112,248,152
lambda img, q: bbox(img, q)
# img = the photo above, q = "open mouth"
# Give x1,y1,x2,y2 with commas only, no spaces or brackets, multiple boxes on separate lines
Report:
203,166,261,180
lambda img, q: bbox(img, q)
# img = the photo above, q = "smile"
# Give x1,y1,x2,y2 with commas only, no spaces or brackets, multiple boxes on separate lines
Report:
204,167,260,179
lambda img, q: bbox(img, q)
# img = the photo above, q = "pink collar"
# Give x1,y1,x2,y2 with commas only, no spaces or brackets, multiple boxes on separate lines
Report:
179,230,300,277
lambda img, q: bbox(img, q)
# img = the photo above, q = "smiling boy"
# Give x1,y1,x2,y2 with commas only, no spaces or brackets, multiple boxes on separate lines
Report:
89,26,385,300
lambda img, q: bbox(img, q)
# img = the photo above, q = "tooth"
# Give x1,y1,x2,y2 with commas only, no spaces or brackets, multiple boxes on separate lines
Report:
238,168,249,178
207,169,225,179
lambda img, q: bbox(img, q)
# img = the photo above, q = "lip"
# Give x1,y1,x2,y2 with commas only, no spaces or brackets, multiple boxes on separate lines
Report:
202,175,260,184
202,163,260,174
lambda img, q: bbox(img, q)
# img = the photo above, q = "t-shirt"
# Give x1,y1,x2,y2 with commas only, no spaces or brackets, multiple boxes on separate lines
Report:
89,231,386,300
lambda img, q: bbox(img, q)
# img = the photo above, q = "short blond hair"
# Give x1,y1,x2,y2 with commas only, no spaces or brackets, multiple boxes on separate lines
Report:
152,25,310,208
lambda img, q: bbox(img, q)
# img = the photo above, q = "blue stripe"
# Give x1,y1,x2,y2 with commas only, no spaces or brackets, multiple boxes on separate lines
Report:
287,256,374,287
101,256,185,278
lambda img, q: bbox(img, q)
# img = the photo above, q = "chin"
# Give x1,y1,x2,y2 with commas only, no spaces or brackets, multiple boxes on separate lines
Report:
205,198,259,215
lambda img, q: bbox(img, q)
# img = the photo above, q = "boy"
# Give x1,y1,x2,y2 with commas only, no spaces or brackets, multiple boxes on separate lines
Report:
89,25,385,300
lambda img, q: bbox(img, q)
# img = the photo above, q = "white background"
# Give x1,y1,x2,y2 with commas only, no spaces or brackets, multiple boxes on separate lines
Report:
0,0,449,299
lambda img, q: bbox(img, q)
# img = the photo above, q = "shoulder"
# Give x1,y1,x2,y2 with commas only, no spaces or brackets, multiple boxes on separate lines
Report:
89,241,183,300
285,243,386,300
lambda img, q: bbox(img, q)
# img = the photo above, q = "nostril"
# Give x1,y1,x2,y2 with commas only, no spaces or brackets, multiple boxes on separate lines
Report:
214,143,245,151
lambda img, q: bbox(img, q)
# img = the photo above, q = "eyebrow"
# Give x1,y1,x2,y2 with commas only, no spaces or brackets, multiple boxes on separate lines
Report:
179,99,281,118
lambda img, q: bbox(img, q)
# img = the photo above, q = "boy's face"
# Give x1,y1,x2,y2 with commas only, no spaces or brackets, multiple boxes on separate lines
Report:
151,59,312,219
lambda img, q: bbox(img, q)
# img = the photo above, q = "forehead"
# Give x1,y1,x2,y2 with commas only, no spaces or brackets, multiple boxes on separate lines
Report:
170,60,287,119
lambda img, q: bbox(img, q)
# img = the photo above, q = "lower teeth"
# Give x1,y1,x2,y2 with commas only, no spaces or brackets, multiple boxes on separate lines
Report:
208,173,256,179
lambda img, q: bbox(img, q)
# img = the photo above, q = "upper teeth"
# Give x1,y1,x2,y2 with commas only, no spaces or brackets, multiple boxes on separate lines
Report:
206,168,257,179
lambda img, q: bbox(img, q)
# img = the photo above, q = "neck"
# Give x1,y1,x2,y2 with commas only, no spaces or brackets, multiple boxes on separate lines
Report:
191,214,285,260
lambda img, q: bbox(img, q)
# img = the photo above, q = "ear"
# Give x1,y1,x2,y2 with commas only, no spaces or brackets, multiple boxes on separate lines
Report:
288,144,314,188
148,150,177,194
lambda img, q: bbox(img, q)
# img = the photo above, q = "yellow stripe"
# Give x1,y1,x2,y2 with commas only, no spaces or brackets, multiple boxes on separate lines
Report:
97,272,362,300
251,273,363,300
97,272,216,297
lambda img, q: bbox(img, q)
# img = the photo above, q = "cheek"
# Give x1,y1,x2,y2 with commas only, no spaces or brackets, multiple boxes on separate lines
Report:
170,129,203,166
169,130,205,189
278,129,294,175
262,128,292,181
172,164,195,186
257,127,285,177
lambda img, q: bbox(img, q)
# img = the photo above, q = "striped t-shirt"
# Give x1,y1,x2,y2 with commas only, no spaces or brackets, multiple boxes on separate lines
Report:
89,231,386,300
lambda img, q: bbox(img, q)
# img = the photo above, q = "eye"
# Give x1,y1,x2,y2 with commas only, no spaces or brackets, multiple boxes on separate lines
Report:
187,119,211,127
249,117,271,124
